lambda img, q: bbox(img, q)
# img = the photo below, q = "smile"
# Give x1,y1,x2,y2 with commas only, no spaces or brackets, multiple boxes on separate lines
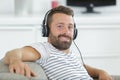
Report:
59,36,70,42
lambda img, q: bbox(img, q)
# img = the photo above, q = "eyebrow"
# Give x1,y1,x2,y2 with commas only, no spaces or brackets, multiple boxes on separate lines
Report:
57,22,74,26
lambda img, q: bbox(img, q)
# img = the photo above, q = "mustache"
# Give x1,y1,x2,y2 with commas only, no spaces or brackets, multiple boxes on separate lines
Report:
58,34,72,39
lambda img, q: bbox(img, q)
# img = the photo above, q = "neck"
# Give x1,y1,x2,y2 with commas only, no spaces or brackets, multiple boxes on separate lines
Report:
63,49,70,54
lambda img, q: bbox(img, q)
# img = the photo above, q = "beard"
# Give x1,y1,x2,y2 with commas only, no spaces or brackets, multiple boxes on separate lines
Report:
49,33,72,50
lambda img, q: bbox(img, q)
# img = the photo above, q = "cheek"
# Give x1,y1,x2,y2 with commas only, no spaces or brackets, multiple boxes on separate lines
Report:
50,28,59,37
52,26,62,33
70,30,74,37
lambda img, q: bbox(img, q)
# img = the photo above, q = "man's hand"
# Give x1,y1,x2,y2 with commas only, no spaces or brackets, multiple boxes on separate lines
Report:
84,64,113,80
98,70,113,80
9,60,36,78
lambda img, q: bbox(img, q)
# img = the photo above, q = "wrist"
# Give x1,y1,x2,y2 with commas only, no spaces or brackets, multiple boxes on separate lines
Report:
5,48,22,64
9,57,22,64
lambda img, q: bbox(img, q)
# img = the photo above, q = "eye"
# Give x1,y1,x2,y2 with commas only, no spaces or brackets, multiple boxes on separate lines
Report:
57,25,64,30
68,25,74,30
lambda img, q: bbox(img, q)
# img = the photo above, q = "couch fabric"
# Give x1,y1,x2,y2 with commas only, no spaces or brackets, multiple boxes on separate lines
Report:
0,59,48,80
0,59,120,80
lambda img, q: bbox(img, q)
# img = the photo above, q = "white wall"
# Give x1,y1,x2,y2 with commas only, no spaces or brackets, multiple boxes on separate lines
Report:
0,0,14,14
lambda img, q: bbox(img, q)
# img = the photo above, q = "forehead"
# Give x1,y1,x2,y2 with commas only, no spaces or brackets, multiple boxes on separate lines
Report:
52,13,74,23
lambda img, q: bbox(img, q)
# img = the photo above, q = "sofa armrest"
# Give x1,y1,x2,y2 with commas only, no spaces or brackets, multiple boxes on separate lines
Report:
93,75,120,80
0,59,48,80
112,75,120,80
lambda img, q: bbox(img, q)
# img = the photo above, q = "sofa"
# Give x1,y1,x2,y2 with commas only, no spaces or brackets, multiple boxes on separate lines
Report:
0,59,120,80
0,59,47,80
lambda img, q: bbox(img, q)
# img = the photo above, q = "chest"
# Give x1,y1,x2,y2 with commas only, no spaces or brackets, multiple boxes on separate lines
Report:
43,54,82,71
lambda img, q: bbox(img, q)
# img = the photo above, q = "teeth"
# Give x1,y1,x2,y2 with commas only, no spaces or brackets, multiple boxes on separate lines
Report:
60,37,69,41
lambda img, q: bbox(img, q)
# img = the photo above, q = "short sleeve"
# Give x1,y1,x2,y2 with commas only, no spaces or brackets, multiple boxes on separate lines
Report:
29,42,50,65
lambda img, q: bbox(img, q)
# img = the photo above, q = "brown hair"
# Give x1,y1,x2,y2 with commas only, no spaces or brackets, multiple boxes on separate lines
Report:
47,5,74,26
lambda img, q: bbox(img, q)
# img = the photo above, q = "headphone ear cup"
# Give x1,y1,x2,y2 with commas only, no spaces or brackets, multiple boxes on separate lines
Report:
42,10,52,37
42,25,48,37
73,24,78,40
42,25,45,37
42,21,48,37
73,28,78,40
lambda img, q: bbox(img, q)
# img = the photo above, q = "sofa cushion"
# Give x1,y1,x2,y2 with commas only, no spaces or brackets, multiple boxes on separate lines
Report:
0,73,29,80
0,59,48,80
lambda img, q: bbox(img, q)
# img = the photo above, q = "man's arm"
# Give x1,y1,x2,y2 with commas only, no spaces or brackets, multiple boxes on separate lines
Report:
84,64,113,80
3,46,41,78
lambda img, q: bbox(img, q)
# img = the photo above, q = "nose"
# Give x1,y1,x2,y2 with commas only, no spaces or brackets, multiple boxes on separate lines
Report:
63,26,70,35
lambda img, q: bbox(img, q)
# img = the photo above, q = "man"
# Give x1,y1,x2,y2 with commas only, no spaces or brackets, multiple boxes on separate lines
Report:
3,6,112,80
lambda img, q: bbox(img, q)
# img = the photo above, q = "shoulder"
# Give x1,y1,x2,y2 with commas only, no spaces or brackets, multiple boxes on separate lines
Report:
29,42,50,58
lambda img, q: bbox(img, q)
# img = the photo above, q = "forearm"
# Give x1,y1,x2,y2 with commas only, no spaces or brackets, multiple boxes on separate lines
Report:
3,46,41,64
85,64,112,80
85,64,103,78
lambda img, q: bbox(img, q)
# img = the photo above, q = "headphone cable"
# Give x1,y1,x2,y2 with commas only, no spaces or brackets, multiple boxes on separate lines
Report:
73,40,85,65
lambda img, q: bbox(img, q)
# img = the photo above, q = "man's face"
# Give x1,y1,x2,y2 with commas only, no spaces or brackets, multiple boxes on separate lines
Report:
48,13,74,50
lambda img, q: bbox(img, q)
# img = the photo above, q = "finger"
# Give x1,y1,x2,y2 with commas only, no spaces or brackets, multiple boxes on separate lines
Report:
18,65,25,75
31,70,37,77
20,69,25,75
24,64,31,78
25,68,31,78
15,67,21,74
9,65,14,73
